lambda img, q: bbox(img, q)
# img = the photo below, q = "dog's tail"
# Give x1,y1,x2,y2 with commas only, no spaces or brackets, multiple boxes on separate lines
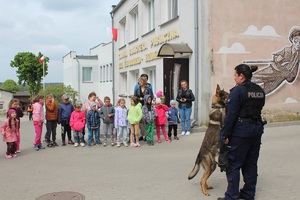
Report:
188,152,203,180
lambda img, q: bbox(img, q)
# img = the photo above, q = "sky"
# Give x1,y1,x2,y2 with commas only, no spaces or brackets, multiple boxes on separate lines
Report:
0,0,120,83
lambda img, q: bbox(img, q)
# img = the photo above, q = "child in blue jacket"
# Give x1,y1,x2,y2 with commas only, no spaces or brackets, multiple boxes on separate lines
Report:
167,100,180,140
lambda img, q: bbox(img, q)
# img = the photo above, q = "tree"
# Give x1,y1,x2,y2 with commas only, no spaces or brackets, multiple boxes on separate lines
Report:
10,52,49,95
40,84,78,105
0,79,20,92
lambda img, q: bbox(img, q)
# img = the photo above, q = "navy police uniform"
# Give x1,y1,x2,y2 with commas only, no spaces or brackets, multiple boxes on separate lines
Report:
221,80,265,200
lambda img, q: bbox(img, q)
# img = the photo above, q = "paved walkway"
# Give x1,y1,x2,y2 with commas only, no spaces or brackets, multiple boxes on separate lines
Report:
0,116,299,200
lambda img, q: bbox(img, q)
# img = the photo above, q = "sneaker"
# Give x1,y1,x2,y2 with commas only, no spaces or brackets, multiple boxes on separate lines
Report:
123,142,128,147
130,143,137,147
168,137,172,141
62,141,66,146
111,142,115,146
136,142,141,147
68,140,74,145
117,143,121,147
5,154,12,159
181,131,186,136
39,145,46,149
74,143,79,147
80,143,85,147
166,139,171,143
53,142,59,146
157,139,161,143
186,131,191,136
103,143,107,147
16,150,21,153
174,136,179,140
34,145,39,151
88,143,92,147
12,154,17,158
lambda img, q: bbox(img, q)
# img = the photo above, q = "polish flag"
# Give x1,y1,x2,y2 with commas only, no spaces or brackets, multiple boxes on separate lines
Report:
39,56,44,63
112,28,118,41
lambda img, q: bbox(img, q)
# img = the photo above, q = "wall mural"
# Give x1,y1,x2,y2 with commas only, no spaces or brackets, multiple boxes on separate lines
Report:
244,26,300,96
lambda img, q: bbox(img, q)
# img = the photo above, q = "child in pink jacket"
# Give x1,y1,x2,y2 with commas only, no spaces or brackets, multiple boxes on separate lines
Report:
1,109,20,158
70,101,86,147
155,98,171,143
32,95,45,151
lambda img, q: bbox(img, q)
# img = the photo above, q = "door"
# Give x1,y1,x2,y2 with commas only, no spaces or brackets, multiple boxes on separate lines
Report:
163,58,189,106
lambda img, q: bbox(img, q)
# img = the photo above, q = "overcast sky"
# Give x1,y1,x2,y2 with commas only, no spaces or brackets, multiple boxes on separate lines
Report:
0,0,120,83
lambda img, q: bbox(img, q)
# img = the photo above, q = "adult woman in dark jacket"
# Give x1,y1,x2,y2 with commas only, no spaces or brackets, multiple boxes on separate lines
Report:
176,80,195,136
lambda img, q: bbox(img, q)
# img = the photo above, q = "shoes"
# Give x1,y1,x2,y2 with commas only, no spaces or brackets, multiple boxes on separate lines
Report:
53,142,59,146
45,140,52,144
68,140,74,144
181,131,186,135
12,154,17,157
39,145,46,149
34,145,39,151
111,142,115,146
80,143,85,147
88,143,92,147
239,193,254,200
74,143,79,147
185,131,190,136
103,143,107,147
151,141,154,146
136,142,141,147
62,141,66,146
168,137,172,141
16,150,21,153
123,142,128,147
157,139,161,143
174,136,179,140
166,139,171,143
117,143,121,147
217,198,226,200
5,154,12,159
130,143,137,147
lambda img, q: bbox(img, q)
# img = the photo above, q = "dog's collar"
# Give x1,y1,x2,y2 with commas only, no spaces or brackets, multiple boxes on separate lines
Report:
211,103,225,109
209,119,221,125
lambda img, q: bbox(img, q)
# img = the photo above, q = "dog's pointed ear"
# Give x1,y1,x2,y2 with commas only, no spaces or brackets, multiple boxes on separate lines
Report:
216,84,221,96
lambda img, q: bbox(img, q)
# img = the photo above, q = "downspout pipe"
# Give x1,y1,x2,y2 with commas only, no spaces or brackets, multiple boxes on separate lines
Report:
111,5,116,105
75,57,80,100
193,0,199,125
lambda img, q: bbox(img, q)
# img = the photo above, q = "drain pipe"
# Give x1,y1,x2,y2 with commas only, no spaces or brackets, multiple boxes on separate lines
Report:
75,57,80,100
111,5,116,104
193,0,199,125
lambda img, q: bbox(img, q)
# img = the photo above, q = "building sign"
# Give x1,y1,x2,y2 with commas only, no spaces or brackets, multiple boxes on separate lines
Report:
145,51,160,62
150,28,180,48
124,57,142,68
129,42,148,55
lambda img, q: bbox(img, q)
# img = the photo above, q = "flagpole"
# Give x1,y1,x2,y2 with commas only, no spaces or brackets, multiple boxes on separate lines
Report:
43,60,45,91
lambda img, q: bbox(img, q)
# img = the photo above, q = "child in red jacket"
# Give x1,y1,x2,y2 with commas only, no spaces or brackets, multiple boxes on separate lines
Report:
70,101,86,147
155,98,171,143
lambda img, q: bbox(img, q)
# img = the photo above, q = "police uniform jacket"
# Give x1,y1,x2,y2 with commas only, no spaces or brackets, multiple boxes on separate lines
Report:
221,80,265,139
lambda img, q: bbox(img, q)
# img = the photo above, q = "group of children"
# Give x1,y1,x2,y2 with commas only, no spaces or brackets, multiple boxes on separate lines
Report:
0,91,181,158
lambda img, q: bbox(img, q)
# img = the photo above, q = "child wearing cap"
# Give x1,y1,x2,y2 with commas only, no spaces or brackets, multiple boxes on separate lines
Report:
70,101,86,147
86,102,101,146
1,109,20,158
155,98,171,143
58,94,74,146
168,100,180,140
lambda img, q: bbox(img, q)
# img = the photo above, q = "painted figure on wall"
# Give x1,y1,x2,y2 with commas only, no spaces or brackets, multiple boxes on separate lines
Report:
248,26,300,95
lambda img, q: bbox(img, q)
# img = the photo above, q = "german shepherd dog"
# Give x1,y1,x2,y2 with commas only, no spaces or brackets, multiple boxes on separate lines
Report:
188,84,228,196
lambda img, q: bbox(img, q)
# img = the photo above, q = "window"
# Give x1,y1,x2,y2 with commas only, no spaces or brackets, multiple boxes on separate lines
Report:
130,6,139,41
0,103,3,110
106,64,109,82
99,66,103,82
119,17,126,47
110,63,113,81
82,67,92,82
120,72,127,95
168,0,178,20
149,69,156,93
143,0,154,33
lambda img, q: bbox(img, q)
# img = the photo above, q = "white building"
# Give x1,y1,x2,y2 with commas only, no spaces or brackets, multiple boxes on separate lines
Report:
111,0,210,125
63,42,113,102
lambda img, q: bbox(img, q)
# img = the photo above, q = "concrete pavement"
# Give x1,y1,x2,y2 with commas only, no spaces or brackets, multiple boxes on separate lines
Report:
0,116,299,200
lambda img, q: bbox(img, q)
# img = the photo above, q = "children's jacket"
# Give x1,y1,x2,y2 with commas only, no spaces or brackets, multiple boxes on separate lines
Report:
142,95,157,123
127,103,143,125
58,102,74,123
70,110,86,131
99,103,115,124
45,99,58,121
155,104,169,125
87,110,100,129
114,106,128,128
32,102,44,122
168,107,179,124
82,100,104,115
1,118,19,142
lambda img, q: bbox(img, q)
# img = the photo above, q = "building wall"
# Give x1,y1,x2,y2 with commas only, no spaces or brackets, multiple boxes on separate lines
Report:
209,0,300,120
63,42,113,103
0,90,14,113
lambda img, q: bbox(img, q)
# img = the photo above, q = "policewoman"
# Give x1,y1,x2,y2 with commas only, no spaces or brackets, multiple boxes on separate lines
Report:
218,64,266,200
